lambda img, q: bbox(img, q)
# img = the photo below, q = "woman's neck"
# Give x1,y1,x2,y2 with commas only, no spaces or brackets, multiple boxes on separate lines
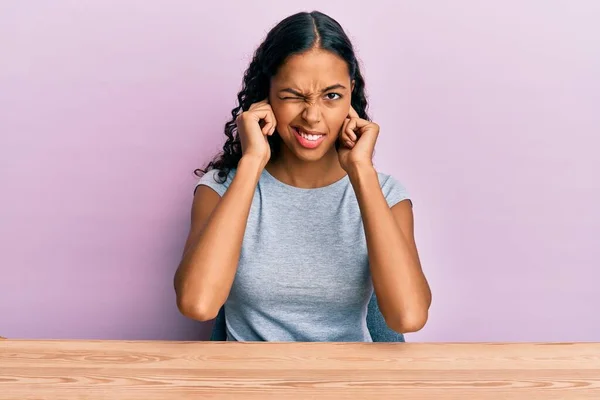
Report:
265,148,347,189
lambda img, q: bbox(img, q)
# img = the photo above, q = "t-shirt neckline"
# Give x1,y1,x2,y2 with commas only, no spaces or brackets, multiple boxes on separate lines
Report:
261,168,349,192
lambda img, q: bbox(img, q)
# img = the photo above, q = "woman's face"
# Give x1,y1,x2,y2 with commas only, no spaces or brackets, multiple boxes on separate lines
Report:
269,48,354,162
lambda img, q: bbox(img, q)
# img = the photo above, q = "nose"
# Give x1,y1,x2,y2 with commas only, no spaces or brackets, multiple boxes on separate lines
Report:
301,103,321,125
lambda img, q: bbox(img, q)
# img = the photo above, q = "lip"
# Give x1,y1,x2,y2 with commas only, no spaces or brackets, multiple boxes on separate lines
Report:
294,126,325,136
291,126,327,149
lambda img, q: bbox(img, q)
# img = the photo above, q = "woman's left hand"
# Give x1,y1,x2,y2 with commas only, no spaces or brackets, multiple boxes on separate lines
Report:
338,106,379,172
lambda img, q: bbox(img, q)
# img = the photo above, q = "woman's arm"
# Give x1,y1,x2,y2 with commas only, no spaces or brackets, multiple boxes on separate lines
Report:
348,163,431,333
174,156,263,321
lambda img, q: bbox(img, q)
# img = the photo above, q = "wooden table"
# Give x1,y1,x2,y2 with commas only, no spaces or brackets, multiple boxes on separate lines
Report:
1,340,599,399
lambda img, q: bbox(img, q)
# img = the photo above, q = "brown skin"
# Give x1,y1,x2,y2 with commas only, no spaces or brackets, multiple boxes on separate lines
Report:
174,48,431,333
266,48,352,187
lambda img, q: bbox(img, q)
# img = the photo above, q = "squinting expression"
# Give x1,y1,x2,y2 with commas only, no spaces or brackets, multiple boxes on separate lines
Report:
269,48,354,162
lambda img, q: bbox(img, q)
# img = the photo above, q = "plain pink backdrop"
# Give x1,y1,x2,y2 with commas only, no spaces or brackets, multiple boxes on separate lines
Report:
1,1,599,342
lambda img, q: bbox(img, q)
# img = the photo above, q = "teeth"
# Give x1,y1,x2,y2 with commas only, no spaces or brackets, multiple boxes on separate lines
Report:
297,129,322,141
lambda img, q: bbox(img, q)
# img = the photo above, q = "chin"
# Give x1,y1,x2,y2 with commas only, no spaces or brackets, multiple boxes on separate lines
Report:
295,150,330,162
284,140,335,162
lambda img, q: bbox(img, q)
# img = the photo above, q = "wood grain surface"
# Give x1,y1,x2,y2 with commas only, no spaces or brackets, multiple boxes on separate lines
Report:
1,340,599,399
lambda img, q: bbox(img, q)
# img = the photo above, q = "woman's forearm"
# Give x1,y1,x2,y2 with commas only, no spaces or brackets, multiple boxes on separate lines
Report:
175,156,263,321
349,163,431,333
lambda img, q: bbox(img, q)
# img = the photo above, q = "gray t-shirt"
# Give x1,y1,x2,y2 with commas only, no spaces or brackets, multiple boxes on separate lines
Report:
196,167,410,342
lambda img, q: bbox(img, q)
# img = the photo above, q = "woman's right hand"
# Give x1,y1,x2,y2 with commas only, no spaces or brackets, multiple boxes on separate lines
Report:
236,99,277,168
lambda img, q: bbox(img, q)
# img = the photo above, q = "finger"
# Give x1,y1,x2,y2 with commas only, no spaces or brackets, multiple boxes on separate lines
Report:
339,118,350,144
250,98,269,110
348,105,360,119
260,111,276,136
345,120,358,142
346,118,360,141
344,120,357,149
262,122,273,135
342,129,356,144
344,137,355,148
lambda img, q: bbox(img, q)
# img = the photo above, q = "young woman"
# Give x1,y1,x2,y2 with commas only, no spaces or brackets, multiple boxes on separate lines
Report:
175,11,431,342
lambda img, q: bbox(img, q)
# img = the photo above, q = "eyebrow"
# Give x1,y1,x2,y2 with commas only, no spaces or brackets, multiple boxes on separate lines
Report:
279,84,347,96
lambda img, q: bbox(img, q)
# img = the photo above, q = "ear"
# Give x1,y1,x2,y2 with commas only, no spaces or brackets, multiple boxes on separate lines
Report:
351,80,355,92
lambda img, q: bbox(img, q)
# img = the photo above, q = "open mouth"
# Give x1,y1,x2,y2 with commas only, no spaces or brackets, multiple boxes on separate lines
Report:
292,127,326,149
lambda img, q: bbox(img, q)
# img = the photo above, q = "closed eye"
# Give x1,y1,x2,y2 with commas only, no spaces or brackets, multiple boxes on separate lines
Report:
280,93,342,101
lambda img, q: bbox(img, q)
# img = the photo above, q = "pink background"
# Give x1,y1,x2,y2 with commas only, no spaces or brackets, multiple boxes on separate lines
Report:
1,1,599,342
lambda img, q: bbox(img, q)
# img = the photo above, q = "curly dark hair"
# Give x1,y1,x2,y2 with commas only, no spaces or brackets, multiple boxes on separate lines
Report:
195,10,371,182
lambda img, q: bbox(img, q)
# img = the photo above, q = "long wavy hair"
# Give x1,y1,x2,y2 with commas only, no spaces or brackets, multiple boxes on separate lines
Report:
195,10,370,182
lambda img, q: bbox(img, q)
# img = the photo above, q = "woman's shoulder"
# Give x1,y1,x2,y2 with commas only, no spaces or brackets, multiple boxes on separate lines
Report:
375,170,412,207
194,168,238,197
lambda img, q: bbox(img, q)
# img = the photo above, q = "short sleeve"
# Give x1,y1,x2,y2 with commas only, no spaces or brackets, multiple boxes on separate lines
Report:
378,172,412,208
194,168,235,197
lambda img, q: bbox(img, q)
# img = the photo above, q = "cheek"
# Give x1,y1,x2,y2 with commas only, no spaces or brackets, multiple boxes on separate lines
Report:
325,108,350,133
271,104,295,129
